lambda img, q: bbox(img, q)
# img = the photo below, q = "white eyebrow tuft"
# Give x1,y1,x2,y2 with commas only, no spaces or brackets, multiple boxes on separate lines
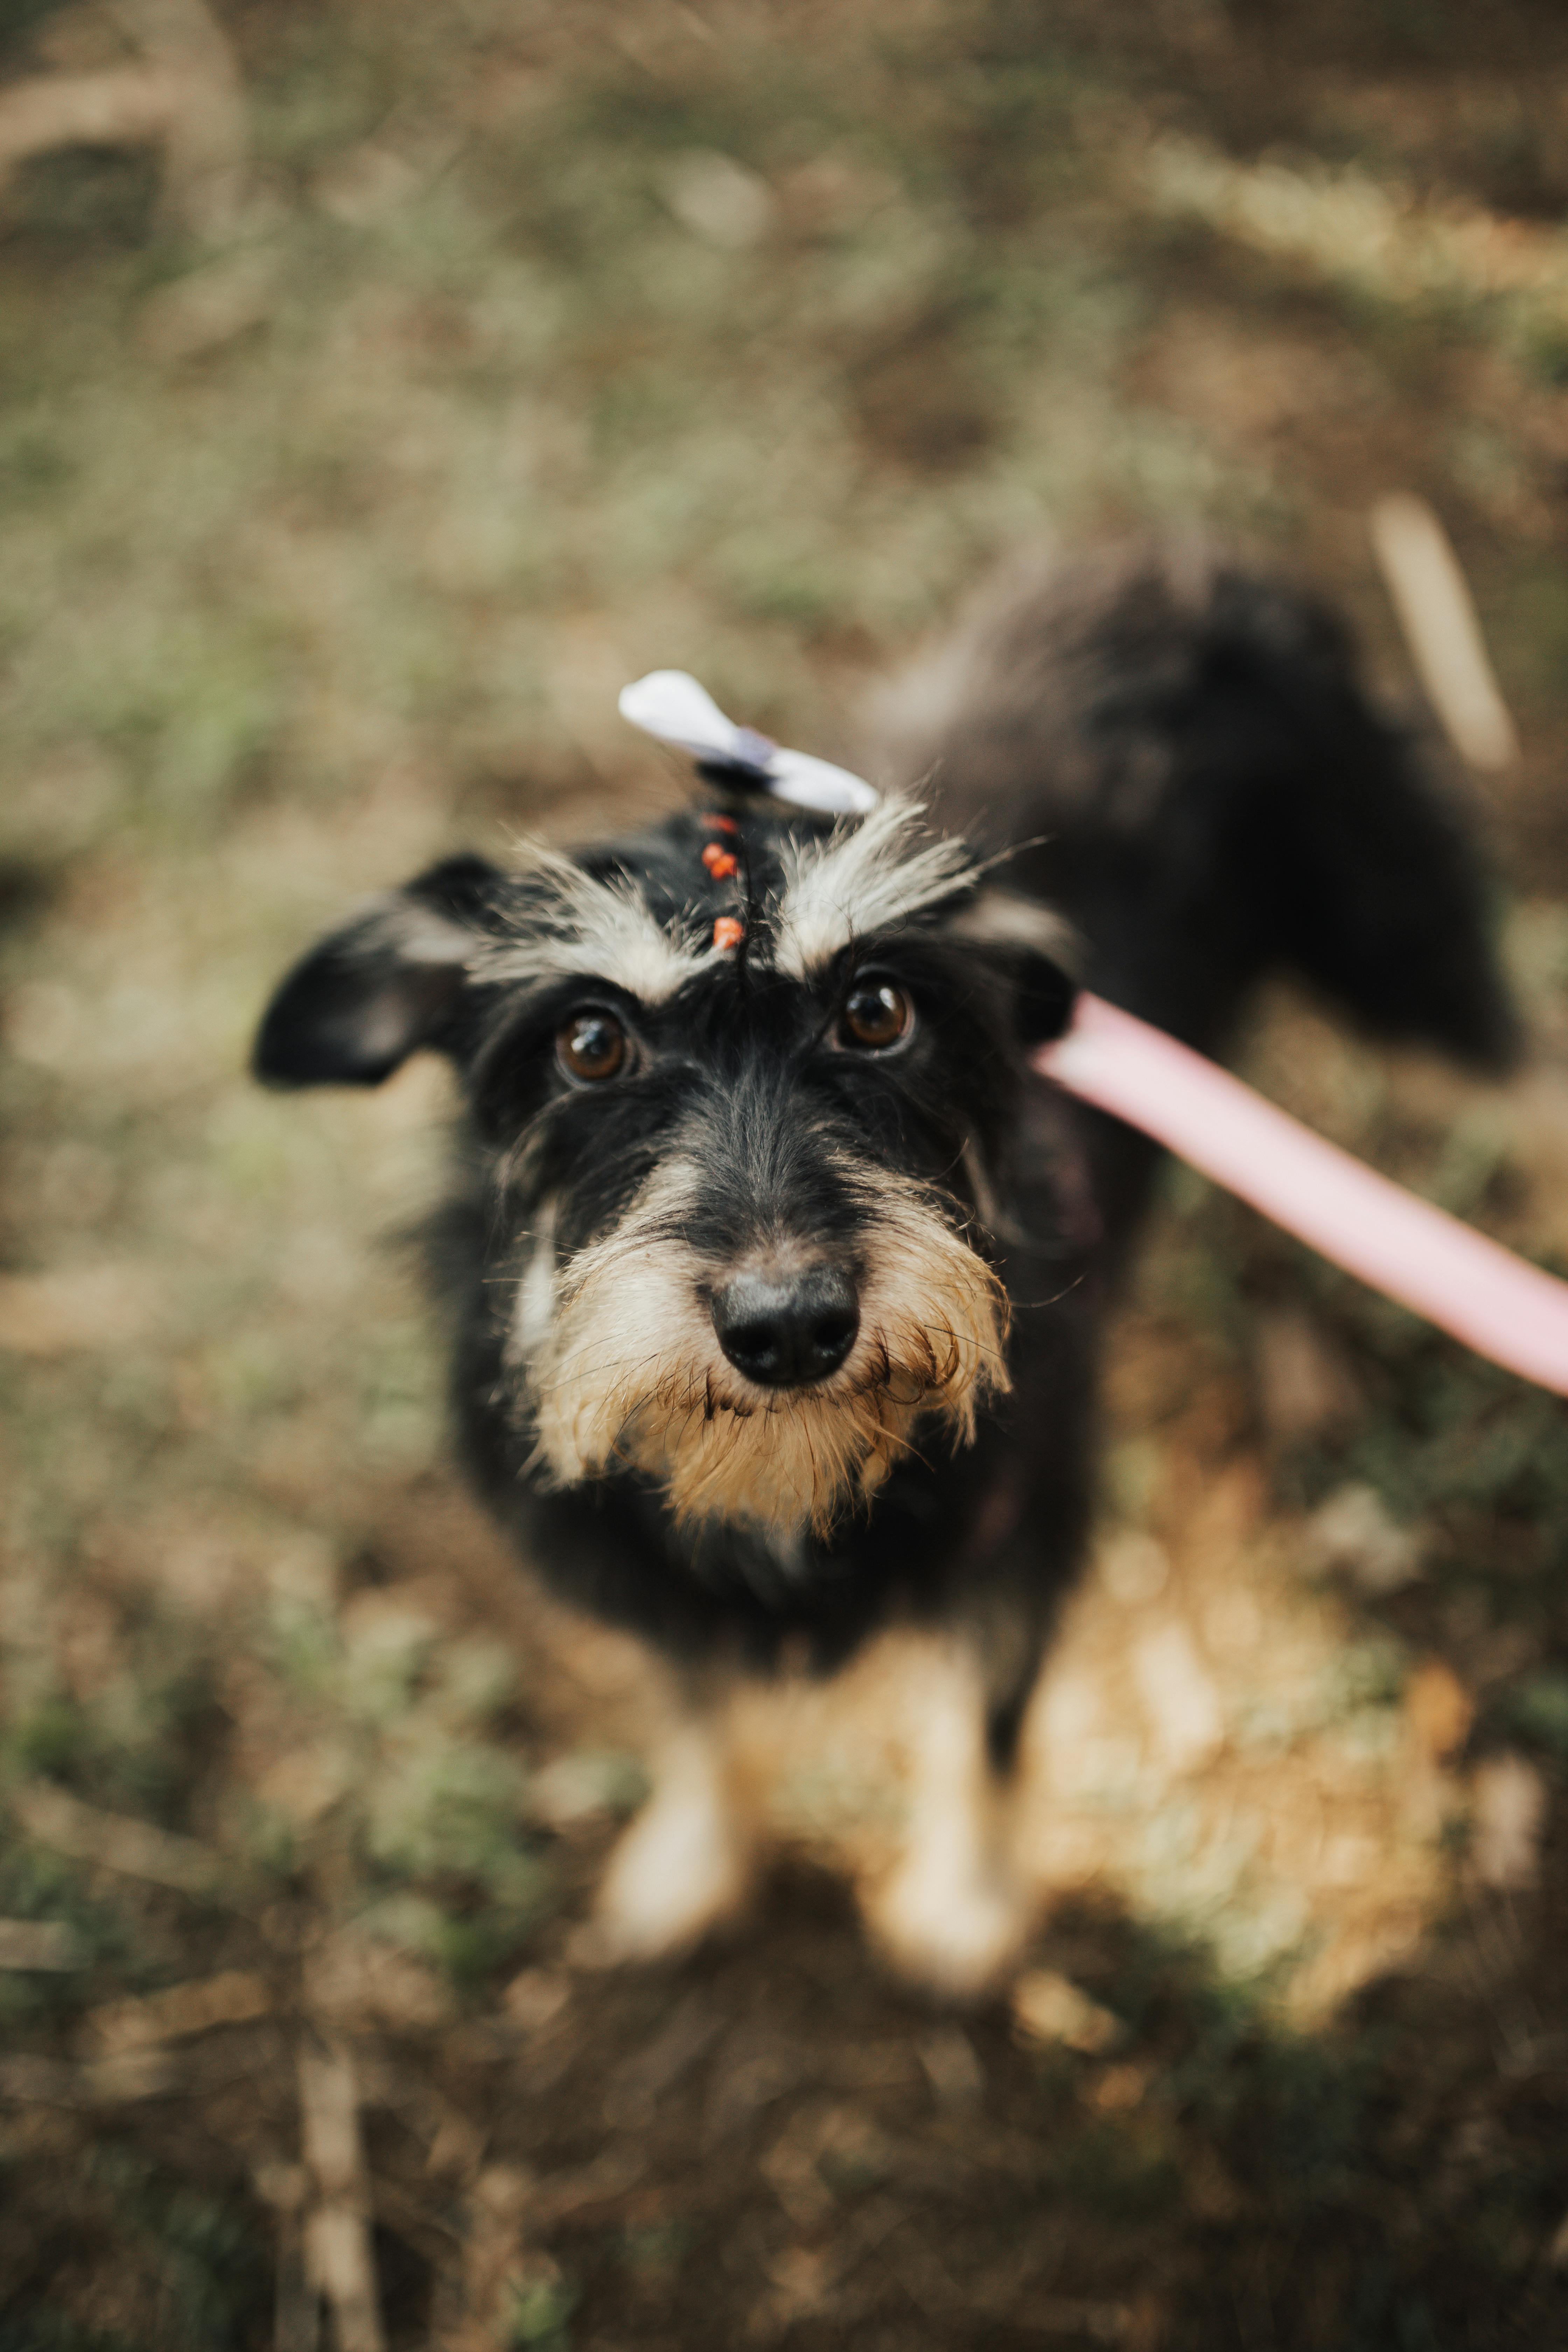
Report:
770,796,976,978
474,842,716,1003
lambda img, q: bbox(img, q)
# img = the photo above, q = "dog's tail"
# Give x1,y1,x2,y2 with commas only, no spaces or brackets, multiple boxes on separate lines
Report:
876,538,1520,1078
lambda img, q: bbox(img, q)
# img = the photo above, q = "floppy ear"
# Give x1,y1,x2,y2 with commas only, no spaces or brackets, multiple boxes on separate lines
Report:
945,890,1079,1046
254,854,503,1087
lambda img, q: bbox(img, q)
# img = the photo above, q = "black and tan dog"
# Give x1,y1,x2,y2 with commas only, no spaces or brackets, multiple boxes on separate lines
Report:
255,541,1517,1990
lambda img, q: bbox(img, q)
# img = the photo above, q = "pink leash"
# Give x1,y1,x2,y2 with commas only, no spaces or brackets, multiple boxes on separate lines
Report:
1036,992,1568,1397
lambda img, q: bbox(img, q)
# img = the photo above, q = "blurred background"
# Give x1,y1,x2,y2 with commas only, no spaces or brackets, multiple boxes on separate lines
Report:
4,2,1568,2345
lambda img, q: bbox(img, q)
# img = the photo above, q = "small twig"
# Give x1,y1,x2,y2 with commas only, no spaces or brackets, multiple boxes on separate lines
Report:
0,68,176,175
0,0,247,238
0,1917,83,1970
10,1781,223,1896
1370,493,1519,773
80,1967,273,2054
297,2033,386,2352
0,2048,179,2105
253,2164,318,2352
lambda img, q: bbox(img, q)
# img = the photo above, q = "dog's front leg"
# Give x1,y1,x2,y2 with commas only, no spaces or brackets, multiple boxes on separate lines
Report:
861,1629,1041,1999
577,1685,761,1965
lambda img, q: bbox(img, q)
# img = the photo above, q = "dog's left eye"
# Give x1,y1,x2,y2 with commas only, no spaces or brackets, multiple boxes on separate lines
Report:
838,981,914,1052
557,1009,629,1083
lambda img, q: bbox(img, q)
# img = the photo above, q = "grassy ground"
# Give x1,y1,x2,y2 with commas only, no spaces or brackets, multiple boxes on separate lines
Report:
5,1,1568,2345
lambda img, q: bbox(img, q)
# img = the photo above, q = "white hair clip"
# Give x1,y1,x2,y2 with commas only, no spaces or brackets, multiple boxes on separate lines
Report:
618,670,880,818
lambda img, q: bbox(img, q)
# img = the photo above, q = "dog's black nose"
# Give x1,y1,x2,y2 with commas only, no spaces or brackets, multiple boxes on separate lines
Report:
711,1264,860,1388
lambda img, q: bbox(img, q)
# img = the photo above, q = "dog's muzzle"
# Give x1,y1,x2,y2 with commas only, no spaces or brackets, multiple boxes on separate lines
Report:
709,1263,860,1388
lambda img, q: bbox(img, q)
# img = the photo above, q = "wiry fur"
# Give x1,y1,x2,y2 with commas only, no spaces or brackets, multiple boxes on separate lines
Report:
255,536,1519,1988
528,1157,1007,1536
772,796,976,978
478,840,718,1002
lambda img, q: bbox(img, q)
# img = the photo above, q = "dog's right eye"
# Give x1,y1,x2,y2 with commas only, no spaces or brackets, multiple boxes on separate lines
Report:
839,980,914,1052
557,1009,628,1084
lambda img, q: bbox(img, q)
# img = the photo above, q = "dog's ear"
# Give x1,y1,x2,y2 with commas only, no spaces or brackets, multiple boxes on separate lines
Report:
945,890,1078,1045
254,855,503,1087
1010,946,1077,1045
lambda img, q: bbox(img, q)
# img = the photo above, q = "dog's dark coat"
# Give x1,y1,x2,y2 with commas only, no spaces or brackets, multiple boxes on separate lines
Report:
256,542,1517,1772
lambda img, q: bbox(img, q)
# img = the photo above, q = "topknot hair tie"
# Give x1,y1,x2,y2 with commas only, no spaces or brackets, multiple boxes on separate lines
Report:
618,670,880,818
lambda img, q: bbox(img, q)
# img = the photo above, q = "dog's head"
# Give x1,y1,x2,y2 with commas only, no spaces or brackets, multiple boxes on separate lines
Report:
255,797,1075,1539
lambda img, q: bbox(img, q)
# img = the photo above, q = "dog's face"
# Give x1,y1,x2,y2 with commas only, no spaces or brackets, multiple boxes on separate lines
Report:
256,797,1074,1540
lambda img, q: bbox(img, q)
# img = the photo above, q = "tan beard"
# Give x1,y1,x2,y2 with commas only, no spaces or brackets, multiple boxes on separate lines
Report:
519,1160,1009,1539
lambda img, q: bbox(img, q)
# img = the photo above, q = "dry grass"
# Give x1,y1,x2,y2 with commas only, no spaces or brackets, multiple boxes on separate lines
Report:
4,2,1568,2345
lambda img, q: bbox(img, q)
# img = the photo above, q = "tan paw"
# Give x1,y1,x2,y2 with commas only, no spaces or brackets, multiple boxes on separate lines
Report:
864,1836,1032,1999
575,1737,757,1966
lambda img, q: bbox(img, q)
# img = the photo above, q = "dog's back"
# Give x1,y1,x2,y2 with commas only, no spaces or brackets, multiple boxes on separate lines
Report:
877,538,1517,1237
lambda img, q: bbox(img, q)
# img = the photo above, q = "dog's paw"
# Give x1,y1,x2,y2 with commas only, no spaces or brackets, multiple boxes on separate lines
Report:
863,1839,1032,1999
574,1745,756,1966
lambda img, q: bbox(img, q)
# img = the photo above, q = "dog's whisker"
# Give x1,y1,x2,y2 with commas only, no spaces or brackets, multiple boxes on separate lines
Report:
1006,1274,1090,1312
